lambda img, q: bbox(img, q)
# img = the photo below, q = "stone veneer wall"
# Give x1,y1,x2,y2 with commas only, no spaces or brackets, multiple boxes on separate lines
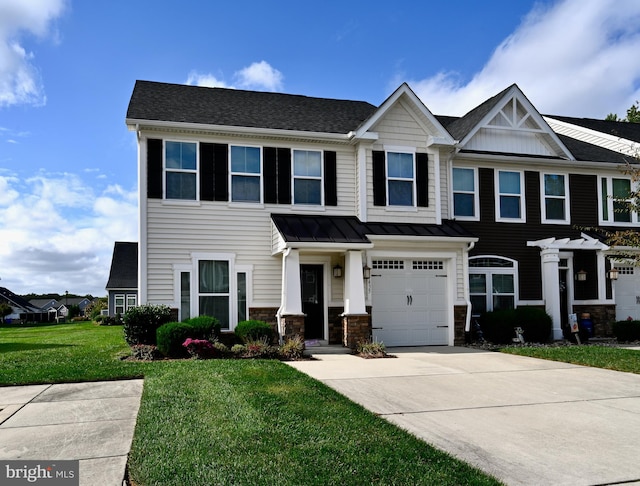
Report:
249,307,279,339
453,305,467,346
342,314,371,349
328,307,344,345
572,304,616,337
279,315,305,341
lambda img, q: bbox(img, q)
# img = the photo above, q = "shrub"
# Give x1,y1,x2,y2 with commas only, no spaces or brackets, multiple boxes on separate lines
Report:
235,320,273,343
182,338,217,359
185,315,221,340
480,307,552,344
280,335,305,360
156,321,194,357
212,340,231,357
123,304,172,345
231,344,246,355
479,309,517,344
242,336,278,358
514,306,552,343
613,320,640,342
356,338,388,358
130,344,162,361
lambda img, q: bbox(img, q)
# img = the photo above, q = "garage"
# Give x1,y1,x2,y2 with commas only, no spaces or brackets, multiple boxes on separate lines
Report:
371,259,449,346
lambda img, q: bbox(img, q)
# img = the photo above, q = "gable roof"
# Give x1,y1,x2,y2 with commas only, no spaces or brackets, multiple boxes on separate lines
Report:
29,299,59,310
0,287,39,312
126,80,377,135
106,242,138,290
547,115,640,143
556,134,631,164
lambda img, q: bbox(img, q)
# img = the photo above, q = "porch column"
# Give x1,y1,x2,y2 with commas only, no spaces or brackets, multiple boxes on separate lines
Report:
277,248,304,340
343,250,367,315
541,248,563,340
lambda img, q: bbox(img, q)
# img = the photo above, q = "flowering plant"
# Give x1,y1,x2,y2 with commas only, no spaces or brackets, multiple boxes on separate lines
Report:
182,338,216,359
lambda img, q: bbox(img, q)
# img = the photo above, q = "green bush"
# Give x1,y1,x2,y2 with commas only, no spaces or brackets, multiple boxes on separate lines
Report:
156,322,193,357
235,320,273,343
123,304,172,345
480,307,552,344
185,315,220,339
280,335,305,360
613,320,640,342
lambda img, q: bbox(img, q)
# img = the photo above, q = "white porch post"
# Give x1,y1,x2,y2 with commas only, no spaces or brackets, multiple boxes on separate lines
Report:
278,248,303,316
343,250,367,315
541,248,563,340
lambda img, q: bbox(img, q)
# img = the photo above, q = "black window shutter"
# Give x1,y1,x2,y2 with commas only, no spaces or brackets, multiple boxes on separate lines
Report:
277,148,291,204
324,151,337,206
263,147,278,204
147,138,163,199
416,152,429,207
213,143,228,201
200,143,214,201
372,150,386,206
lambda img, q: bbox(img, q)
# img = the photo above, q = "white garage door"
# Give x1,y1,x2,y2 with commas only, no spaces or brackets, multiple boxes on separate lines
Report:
371,259,449,346
615,266,640,321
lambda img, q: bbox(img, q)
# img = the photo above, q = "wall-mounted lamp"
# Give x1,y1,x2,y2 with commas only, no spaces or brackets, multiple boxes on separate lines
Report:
608,268,619,281
332,264,343,278
576,269,587,282
363,265,371,280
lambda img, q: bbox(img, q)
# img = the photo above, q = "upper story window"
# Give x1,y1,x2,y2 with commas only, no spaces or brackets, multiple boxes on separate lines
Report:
541,173,569,224
165,141,197,200
231,145,261,203
601,176,638,224
387,151,415,206
495,170,525,222
293,150,322,205
452,167,478,219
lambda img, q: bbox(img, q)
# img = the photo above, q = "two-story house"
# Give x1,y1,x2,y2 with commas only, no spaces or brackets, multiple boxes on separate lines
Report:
125,80,639,346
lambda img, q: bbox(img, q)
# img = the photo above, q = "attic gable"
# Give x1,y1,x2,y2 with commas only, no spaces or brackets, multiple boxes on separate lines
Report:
454,85,574,160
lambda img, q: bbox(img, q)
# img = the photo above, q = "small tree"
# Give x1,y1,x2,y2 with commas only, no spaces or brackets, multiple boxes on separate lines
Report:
0,303,12,323
606,101,640,123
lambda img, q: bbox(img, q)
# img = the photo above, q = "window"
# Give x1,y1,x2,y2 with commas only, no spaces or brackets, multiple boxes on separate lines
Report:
180,271,191,321
165,141,197,200
452,167,478,219
542,173,569,223
496,170,524,221
126,295,137,310
199,260,230,329
293,150,322,205
387,151,415,206
600,177,637,224
114,294,125,315
469,256,517,316
237,273,247,322
231,146,261,202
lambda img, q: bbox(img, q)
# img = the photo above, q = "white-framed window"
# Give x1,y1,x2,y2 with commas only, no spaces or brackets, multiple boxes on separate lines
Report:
469,256,518,316
387,150,415,207
230,145,261,203
452,167,478,219
165,140,198,200
198,260,231,329
495,170,525,222
293,149,323,205
126,294,137,310
600,176,638,224
114,294,125,315
541,173,569,224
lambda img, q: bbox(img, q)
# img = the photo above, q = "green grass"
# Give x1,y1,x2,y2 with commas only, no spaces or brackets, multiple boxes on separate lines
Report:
502,344,640,374
0,322,501,486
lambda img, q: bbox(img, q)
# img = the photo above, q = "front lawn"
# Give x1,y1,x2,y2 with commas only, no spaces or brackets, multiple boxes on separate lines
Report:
0,322,500,486
502,344,640,374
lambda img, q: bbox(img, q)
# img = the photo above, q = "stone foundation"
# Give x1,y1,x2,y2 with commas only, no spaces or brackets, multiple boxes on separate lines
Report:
572,304,616,337
249,307,279,338
328,307,344,344
342,314,371,349
279,314,305,341
453,305,467,346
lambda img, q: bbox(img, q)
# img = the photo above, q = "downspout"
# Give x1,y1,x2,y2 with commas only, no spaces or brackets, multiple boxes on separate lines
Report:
464,240,476,334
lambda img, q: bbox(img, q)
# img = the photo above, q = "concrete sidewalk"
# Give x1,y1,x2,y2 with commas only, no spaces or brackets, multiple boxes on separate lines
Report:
288,347,640,486
0,379,143,486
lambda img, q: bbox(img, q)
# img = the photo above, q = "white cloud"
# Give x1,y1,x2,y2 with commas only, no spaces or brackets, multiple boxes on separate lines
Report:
185,71,232,88
0,171,137,296
408,0,640,118
235,61,284,91
0,0,66,108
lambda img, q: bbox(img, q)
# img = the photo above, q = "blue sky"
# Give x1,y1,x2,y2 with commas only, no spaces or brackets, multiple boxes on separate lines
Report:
1,0,640,297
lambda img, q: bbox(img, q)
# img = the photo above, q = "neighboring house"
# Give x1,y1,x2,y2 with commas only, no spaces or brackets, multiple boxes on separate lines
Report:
105,242,138,316
0,287,46,322
125,80,640,346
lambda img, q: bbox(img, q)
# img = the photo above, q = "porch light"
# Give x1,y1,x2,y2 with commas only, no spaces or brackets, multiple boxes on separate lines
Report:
332,264,343,278
576,269,587,281
363,265,371,280
608,268,619,281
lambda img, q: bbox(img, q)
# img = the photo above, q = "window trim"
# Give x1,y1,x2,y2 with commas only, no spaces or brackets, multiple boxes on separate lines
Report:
229,144,263,203
469,255,519,316
385,146,416,208
292,148,324,206
451,166,479,221
189,253,238,330
114,294,125,315
540,172,570,225
495,170,526,223
163,139,199,201
599,175,638,225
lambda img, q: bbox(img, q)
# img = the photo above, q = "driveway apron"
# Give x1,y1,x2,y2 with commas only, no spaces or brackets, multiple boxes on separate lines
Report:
288,347,640,486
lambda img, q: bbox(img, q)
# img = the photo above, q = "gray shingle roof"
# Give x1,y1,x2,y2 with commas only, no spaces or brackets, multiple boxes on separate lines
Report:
548,115,640,143
126,80,377,134
106,242,138,289
557,134,632,164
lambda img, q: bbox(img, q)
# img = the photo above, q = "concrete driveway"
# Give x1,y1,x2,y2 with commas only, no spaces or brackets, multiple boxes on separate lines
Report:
288,347,640,486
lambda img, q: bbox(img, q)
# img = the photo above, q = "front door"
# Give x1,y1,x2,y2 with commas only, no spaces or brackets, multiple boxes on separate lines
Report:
301,265,324,339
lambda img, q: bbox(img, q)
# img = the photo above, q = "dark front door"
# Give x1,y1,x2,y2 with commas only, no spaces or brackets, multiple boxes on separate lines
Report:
301,265,324,339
